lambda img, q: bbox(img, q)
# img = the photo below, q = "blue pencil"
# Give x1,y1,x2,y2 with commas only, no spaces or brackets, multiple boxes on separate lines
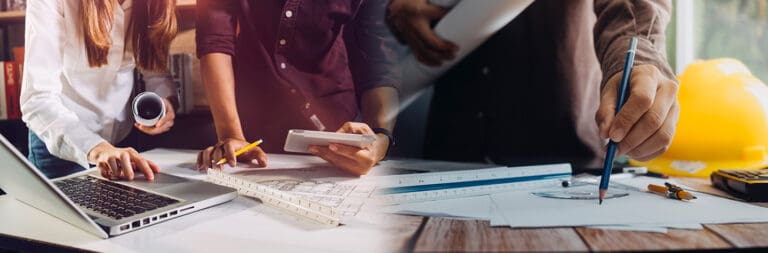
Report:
599,37,638,205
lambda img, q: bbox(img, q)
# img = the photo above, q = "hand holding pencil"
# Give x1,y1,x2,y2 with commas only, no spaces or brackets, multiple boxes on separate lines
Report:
598,37,638,204
196,138,267,171
595,36,681,204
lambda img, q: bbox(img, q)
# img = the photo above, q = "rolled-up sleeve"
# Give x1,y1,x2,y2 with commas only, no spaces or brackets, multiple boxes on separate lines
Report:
21,0,105,168
594,0,676,88
195,0,239,57
343,0,402,99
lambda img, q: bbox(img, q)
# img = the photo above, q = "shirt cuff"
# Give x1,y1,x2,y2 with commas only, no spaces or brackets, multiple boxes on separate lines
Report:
600,36,676,88
62,126,106,169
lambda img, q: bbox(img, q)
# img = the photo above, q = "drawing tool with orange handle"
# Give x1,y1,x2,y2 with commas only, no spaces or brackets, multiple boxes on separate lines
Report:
647,182,697,201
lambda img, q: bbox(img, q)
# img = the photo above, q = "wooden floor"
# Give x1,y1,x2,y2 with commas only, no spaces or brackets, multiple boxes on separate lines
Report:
389,178,768,252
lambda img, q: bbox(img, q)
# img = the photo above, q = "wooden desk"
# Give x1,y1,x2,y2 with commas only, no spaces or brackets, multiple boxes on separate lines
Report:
391,177,768,252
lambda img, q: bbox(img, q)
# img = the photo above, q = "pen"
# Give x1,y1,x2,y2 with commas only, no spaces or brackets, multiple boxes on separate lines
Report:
599,37,638,205
215,139,264,166
647,183,697,201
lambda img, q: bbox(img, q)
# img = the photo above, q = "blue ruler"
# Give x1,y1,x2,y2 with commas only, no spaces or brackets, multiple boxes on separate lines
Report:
375,163,572,204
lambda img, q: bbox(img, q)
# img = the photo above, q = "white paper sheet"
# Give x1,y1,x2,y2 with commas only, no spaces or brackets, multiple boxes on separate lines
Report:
490,176,768,228
141,149,382,220
380,195,493,220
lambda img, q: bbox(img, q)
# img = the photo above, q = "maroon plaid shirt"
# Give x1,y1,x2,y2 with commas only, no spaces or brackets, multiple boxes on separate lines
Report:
196,0,400,152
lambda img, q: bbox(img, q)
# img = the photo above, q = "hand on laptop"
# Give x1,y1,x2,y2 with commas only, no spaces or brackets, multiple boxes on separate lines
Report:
308,122,388,176
88,142,161,181
196,138,268,171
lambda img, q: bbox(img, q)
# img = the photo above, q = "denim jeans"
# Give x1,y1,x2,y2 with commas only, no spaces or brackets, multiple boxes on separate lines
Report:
28,132,87,179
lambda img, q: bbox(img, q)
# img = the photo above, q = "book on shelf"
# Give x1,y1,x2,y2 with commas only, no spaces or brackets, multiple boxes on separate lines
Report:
0,47,26,120
0,62,6,120
1,61,21,120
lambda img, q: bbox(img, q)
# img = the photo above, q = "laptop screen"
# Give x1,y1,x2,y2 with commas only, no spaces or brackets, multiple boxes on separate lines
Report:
0,134,108,238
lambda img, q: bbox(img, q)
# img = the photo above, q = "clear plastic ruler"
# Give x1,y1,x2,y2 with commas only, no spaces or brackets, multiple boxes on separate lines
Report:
374,163,572,204
206,169,340,226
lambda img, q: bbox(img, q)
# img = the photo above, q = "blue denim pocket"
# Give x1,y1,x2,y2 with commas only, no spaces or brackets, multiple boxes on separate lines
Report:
27,132,86,179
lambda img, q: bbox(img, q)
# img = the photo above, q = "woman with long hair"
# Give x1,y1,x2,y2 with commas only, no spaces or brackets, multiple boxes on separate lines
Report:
21,0,178,180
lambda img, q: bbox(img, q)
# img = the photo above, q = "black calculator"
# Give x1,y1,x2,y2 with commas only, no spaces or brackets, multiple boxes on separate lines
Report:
711,169,768,201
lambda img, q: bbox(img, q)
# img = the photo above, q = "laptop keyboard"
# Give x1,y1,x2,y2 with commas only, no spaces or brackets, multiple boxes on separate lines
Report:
55,176,179,220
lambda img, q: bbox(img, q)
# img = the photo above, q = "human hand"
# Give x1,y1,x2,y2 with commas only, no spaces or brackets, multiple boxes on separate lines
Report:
308,122,389,176
386,0,458,66
596,64,680,161
88,142,161,181
135,97,175,135
196,138,268,171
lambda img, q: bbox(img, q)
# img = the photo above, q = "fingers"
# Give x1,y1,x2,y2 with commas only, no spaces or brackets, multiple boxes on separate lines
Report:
420,3,448,19
329,144,376,168
309,146,370,176
211,144,226,170
403,27,446,66
337,122,375,135
223,141,238,168
410,28,455,66
251,147,268,168
147,160,161,173
197,146,215,171
633,147,668,162
596,75,621,139
617,79,678,155
133,109,174,136
98,161,113,179
128,149,154,181
608,69,658,142
108,157,120,180
412,17,457,57
119,152,134,180
626,102,679,160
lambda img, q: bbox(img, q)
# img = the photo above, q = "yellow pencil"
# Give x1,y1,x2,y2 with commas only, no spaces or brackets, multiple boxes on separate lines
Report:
215,139,263,166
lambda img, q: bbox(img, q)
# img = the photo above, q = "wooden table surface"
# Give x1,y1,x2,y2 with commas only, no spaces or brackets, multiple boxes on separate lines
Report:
389,177,768,252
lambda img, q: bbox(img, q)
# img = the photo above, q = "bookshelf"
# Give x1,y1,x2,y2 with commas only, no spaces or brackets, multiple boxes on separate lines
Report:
0,10,24,23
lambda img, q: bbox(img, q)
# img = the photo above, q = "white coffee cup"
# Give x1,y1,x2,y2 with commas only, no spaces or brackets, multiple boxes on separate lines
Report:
132,92,166,127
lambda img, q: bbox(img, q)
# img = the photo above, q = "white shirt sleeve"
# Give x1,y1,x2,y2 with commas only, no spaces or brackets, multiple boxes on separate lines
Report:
141,70,176,100
20,0,105,168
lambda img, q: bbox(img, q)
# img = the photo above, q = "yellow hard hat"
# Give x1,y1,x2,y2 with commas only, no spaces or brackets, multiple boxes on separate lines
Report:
630,58,768,177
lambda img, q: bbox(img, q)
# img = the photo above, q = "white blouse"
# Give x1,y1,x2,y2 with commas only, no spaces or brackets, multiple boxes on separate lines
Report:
21,0,174,168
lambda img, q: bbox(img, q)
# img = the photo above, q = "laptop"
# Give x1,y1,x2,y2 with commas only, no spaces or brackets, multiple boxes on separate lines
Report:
0,134,237,238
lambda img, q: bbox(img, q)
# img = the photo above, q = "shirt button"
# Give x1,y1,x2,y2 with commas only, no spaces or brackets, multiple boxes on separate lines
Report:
280,62,287,69
285,10,293,18
481,66,490,76
290,89,297,94
279,39,286,46
304,103,310,109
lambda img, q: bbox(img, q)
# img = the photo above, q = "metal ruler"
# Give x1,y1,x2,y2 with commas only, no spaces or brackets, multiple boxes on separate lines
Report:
375,163,572,204
206,169,340,226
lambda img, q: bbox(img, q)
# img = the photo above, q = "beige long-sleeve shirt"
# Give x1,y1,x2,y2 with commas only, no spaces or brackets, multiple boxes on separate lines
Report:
423,0,675,168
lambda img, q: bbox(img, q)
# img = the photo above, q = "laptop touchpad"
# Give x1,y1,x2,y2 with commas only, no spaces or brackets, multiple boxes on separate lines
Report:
121,173,189,190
